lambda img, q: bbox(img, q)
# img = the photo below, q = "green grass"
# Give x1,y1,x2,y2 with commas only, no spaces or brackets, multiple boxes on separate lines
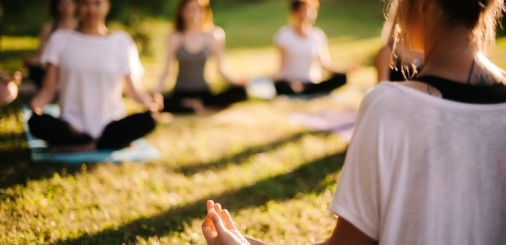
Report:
2,0,506,244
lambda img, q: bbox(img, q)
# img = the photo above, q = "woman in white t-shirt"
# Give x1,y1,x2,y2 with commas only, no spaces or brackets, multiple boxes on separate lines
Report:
28,0,163,152
201,0,506,244
273,0,346,96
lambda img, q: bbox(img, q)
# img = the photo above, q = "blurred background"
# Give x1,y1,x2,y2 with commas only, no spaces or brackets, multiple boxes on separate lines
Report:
1,0,506,244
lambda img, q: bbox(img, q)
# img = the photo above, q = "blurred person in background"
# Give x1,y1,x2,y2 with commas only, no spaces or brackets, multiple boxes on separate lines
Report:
202,0,506,244
272,0,347,96
155,0,247,114
28,0,163,152
23,0,77,89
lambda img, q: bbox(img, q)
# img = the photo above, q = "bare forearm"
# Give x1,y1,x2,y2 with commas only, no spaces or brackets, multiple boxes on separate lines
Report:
156,68,170,92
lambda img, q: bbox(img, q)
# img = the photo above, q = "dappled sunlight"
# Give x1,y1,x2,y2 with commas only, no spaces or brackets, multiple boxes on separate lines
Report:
490,37,506,69
4,0,505,243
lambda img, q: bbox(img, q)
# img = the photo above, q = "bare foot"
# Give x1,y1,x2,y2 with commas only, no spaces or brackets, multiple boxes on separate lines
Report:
289,81,304,93
182,98,207,114
49,141,97,153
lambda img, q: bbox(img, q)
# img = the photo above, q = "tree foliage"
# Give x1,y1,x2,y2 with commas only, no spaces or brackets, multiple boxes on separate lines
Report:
1,0,177,35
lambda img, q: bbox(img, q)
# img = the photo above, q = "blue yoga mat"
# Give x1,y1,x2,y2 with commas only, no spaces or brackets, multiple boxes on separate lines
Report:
246,77,332,100
22,105,161,164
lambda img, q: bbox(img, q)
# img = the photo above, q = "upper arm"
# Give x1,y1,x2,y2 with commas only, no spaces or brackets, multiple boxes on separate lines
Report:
37,24,53,57
42,63,58,91
323,217,378,245
276,45,287,71
316,30,334,71
165,33,181,66
123,74,145,100
211,27,226,62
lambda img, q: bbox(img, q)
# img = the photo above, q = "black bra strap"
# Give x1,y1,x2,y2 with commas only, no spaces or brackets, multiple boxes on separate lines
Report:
415,76,506,104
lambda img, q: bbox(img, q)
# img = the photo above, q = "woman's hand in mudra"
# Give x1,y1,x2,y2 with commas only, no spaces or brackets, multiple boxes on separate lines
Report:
202,200,251,245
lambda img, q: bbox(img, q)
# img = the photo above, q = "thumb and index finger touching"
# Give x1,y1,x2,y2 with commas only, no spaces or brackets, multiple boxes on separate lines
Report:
205,200,230,233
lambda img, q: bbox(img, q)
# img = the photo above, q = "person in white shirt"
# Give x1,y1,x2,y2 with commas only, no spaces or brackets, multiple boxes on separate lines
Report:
28,0,163,152
273,0,346,96
0,70,21,108
23,0,77,89
201,0,506,244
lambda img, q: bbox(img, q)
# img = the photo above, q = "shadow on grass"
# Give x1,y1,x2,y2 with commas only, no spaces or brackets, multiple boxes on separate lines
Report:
0,131,91,189
177,131,333,176
54,151,346,245
0,49,33,69
0,49,34,60
0,103,93,189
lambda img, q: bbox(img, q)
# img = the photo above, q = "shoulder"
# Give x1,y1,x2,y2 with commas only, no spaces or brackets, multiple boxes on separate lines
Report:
274,26,293,43
211,26,226,41
169,31,184,42
476,53,505,83
40,23,54,36
276,25,293,36
311,27,328,40
48,29,74,41
110,30,134,43
109,31,141,51
359,82,446,122
167,32,183,50
359,83,414,115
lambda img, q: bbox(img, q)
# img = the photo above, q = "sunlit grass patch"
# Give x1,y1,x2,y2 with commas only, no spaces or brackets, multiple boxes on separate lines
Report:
3,1,506,244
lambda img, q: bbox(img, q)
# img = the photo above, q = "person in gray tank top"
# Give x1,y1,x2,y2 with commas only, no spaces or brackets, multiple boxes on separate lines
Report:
155,0,247,114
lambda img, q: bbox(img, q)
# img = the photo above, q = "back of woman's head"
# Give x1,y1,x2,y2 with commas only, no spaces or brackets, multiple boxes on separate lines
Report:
440,0,504,52
392,0,504,53
174,0,214,32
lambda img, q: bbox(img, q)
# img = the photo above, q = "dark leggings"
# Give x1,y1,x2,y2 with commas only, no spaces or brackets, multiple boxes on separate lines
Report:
27,65,45,89
274,73,347,95
163,86,247,113
28,112,156,150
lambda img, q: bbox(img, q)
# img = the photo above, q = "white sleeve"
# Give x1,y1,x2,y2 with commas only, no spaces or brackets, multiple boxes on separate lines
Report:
40,31,63,67
315,28,328,46
314,28,329,55
273,26,288,47
120,32,144,80
328,86,394,240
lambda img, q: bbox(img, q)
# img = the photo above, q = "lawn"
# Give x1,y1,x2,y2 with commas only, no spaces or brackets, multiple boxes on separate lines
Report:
1,0,506,244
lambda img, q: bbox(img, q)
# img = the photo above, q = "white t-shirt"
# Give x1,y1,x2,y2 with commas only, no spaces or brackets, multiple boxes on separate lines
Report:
41,30,144,138
329,82,506,244
274,26,327,83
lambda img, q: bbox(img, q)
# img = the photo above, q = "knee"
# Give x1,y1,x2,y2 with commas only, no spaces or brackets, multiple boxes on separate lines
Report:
142,112,157,132
28,113,43,131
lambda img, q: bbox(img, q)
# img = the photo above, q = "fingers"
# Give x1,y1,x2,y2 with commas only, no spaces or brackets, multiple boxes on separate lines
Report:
209,208,228,234
202,209,218,244
32,107,43,116
29,99,43,116
13,71,22,85
220,209,238,231
206,201,234,231
150,91,164,111
207,200,215,212
214,203,223,213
